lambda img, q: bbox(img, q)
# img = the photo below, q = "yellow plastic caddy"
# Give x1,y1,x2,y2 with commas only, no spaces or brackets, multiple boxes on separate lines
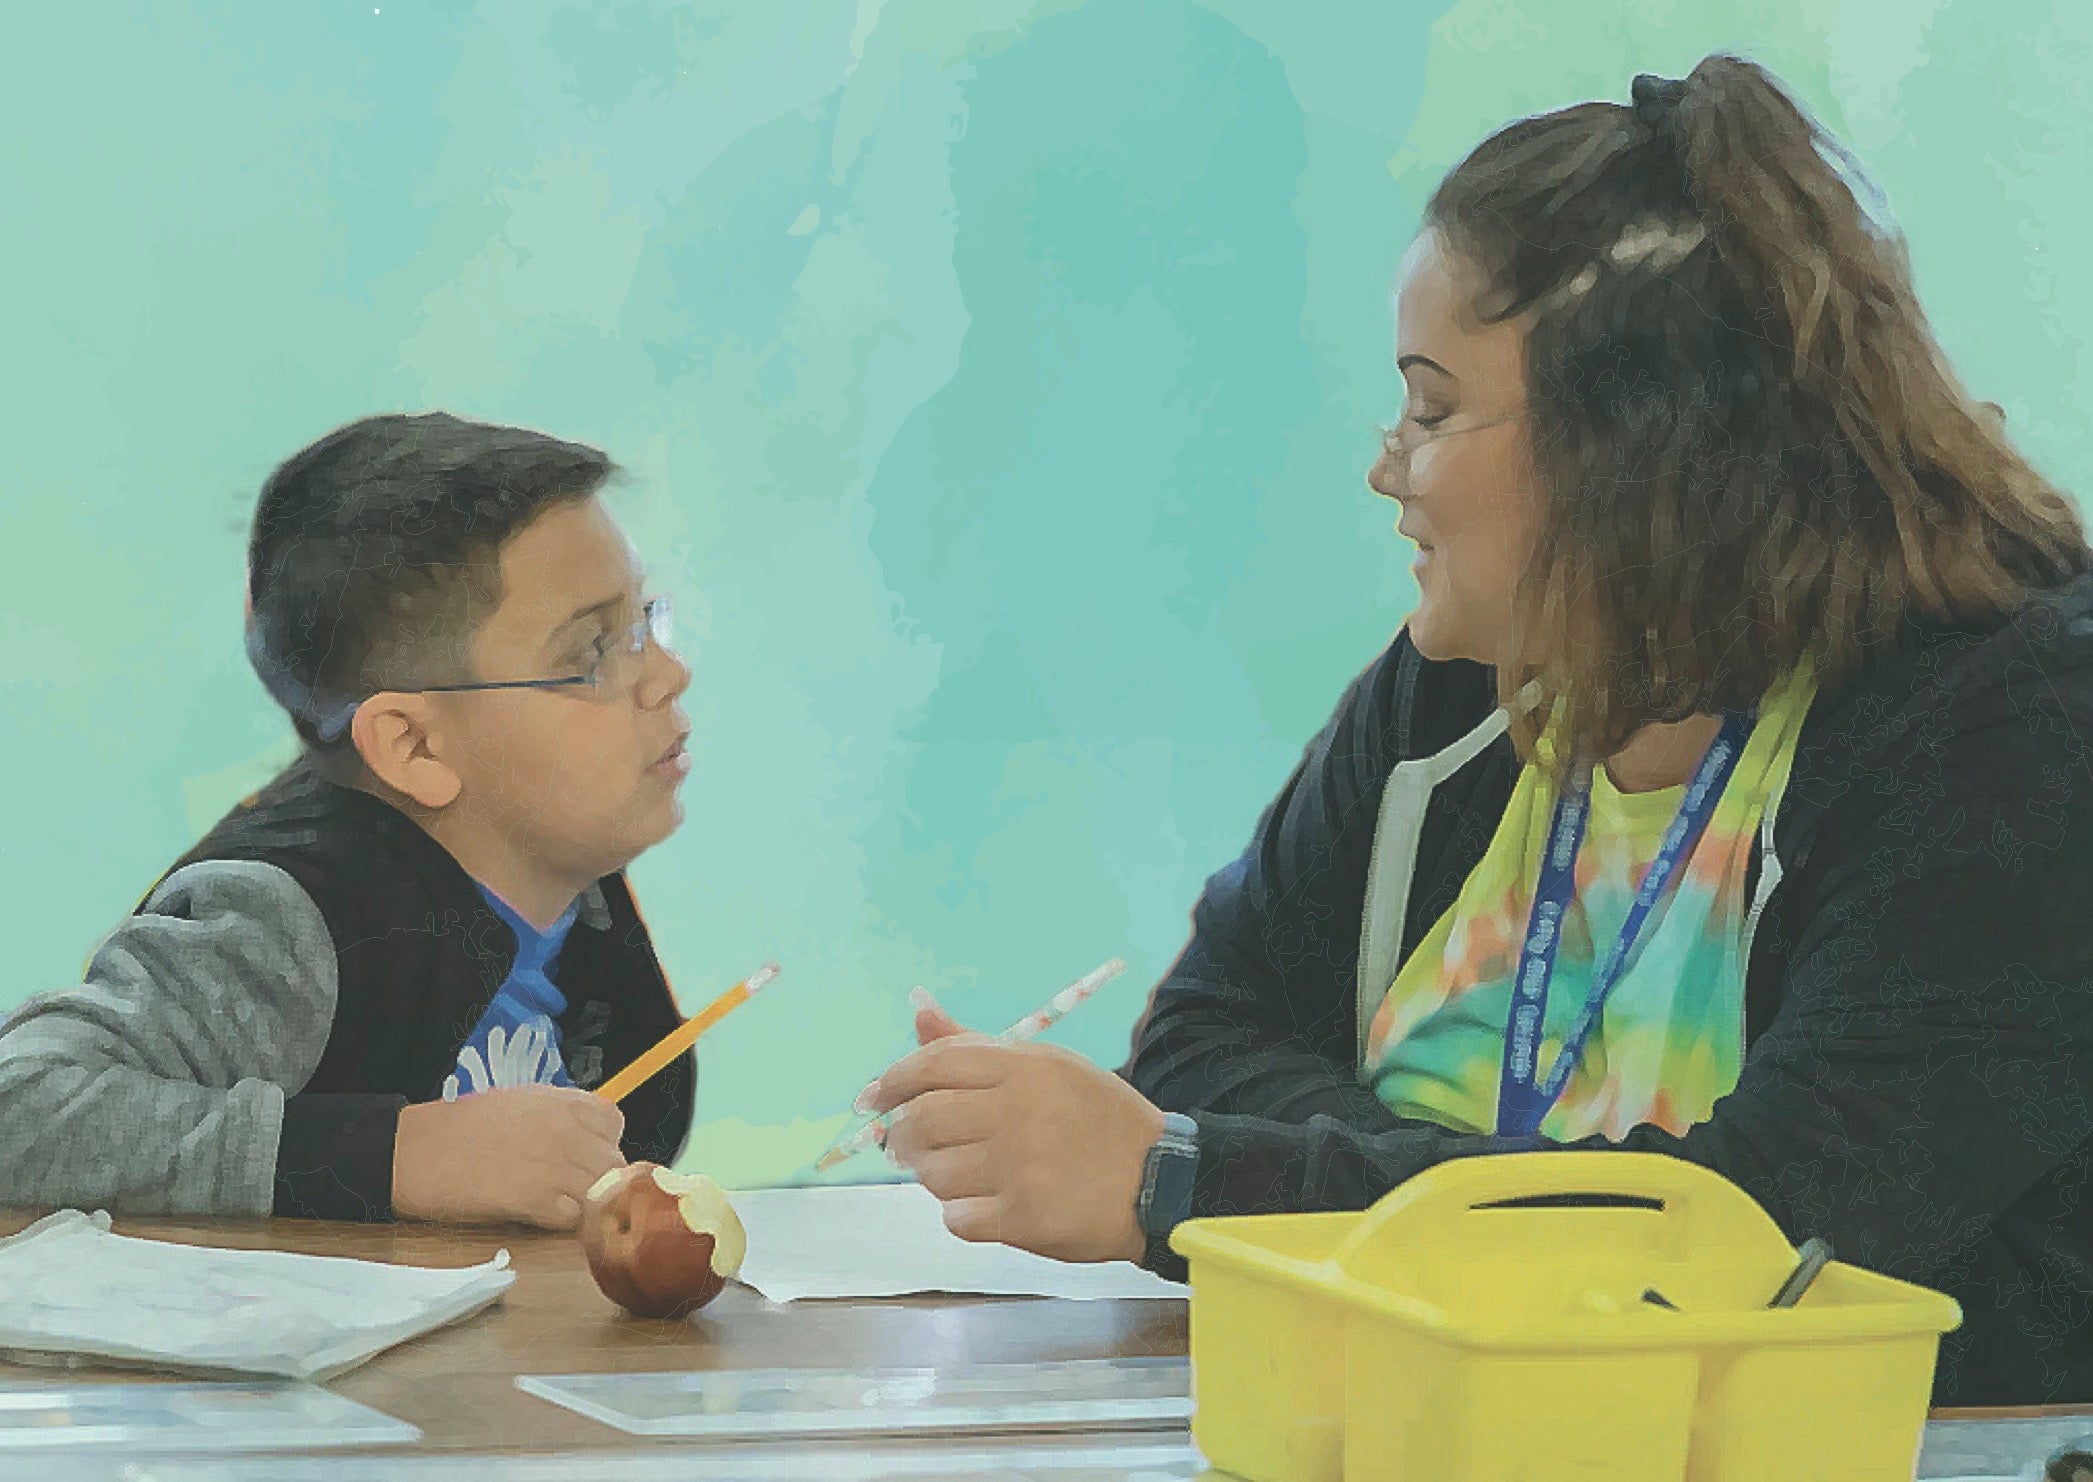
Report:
1169,1151,1960,1482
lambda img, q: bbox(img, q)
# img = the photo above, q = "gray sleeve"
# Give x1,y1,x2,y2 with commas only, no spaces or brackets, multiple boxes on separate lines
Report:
0,859,339,1218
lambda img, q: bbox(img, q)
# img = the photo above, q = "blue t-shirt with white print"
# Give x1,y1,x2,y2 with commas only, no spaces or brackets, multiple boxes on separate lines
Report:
442,884,579,1101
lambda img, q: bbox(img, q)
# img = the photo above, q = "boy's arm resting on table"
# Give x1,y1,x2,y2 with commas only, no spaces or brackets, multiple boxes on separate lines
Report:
1137,693,2093,1287
0,859,401,1221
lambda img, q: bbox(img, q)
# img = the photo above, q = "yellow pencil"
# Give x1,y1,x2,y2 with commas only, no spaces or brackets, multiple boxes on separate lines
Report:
593,961,780,1104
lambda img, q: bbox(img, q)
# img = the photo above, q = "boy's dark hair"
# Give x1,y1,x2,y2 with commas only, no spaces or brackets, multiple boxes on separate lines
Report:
244,412,617,756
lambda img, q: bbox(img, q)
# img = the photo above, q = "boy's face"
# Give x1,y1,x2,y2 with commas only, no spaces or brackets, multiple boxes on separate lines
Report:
434,496,693,884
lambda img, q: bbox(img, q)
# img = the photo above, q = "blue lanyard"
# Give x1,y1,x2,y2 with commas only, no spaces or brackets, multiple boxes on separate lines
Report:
1493,709,1756,1139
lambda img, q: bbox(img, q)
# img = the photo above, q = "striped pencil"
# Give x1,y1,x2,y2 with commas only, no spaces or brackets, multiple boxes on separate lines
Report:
813,956,1128,1172
594,961,781,1105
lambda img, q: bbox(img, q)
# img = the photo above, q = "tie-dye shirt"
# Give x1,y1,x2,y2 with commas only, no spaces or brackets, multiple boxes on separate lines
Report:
1364,663,1817,1141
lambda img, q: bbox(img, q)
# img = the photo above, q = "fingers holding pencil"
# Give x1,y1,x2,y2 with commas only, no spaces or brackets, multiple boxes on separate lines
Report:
807,986,978,1173
813,958,1129,1172
855,960,1163,1263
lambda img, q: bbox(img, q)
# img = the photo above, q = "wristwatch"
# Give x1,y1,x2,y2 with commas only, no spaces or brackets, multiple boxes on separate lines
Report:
1136,1112,1200,1242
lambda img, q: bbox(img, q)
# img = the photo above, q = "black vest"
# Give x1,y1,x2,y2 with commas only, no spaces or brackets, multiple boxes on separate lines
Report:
148,754,697,1182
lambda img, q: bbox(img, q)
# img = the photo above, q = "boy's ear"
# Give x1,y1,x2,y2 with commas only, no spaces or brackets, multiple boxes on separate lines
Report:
350,695,463,810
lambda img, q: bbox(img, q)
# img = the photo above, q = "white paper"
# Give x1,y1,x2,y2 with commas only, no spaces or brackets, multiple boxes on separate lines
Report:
726,1183,1188,1302
0,1210,515,1382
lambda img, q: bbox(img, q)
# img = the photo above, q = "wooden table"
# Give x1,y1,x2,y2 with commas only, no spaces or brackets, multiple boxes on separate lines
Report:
0,1212,1189,1460
8,1212,2093,1479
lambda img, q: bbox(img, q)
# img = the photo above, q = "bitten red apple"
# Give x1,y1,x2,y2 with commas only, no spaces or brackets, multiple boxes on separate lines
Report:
579,1163,746,1318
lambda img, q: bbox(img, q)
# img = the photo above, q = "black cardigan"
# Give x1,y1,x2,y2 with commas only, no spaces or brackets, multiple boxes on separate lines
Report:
1126,572,2093,1407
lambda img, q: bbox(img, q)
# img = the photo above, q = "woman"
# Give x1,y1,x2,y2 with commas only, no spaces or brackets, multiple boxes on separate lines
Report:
858,55,2093,1406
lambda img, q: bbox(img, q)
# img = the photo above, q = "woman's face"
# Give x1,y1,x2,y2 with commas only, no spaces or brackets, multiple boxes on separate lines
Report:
1367,230,1543,667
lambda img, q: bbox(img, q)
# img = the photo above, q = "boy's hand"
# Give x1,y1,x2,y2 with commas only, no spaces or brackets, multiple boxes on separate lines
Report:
392,1084,627,1230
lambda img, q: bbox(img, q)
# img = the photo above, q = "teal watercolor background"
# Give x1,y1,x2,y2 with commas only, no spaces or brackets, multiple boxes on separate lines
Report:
3,0,2088,1186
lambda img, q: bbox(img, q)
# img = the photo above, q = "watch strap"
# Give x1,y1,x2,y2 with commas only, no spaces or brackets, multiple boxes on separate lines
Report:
1136,1111,1200,1242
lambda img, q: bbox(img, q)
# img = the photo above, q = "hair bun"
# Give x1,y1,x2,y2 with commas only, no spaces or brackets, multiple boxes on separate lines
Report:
1631,73,1688,134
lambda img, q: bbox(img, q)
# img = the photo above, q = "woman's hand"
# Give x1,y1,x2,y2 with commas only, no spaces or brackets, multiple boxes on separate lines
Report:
861,991,1166,1264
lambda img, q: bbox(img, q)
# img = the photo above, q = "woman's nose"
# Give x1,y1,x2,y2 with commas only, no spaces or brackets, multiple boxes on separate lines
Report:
1367,444,1407,501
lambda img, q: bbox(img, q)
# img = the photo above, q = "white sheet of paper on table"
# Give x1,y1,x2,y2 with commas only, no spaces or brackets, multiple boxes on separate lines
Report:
0,1209,514,1382
726,1182,1188,1302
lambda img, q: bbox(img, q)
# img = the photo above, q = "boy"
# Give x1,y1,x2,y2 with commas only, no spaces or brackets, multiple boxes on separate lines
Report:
0,413,698,1229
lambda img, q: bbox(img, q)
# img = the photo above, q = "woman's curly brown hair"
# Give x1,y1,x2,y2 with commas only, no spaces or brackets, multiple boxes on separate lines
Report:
1425,53,2089,775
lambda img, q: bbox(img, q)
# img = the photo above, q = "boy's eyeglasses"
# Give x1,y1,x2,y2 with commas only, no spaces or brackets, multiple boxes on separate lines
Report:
315,597,676,743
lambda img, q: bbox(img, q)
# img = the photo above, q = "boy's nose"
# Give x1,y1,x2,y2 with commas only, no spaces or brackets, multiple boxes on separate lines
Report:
660,647,693,699
637,641,693,706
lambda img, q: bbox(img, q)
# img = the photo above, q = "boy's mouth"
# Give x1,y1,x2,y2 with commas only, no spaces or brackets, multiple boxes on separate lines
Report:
651,731,693,778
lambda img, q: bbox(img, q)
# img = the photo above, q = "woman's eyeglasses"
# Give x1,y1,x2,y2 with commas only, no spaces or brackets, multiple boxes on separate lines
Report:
1380,409,1526,459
